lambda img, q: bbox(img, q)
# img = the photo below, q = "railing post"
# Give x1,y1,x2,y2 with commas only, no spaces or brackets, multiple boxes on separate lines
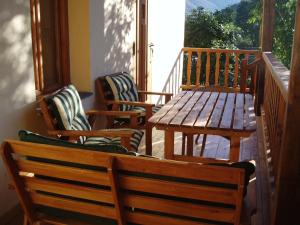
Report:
273,1,300,224
255,61,265,116
240,59,247,93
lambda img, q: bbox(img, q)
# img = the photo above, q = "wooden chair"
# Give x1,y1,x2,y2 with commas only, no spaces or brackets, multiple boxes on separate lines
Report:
96,72,173,155
38,84,144,152
1,139,256,225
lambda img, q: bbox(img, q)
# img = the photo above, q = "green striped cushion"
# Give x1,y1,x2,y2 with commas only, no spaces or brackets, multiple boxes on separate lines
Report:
84,129,144,152
50,84,91,144
105,72,139,111
113,105,164,126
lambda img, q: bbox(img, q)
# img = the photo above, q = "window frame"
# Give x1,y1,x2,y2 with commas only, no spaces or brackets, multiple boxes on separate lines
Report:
30,0,70,94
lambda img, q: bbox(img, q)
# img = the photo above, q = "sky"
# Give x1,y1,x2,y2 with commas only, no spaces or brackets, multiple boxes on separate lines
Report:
186,0,242,12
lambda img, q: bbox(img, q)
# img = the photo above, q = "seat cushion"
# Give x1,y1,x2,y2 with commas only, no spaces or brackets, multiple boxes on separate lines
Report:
49,84,91,143
18,130,135,155
84,129,144,152
105,72,139,111
113,104,164,126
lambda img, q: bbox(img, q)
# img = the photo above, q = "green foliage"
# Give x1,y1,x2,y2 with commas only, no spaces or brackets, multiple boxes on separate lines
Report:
273,0,296,68
184,0,297,69
184,1,261,50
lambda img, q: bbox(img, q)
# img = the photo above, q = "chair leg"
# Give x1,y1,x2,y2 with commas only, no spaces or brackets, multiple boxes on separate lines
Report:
195,134,201,144
145,125,152,155
200,134,207,156
23,214,28,225
181,134,186,155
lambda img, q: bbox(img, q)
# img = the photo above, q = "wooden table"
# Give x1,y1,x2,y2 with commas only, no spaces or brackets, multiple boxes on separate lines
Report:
148,91,256,161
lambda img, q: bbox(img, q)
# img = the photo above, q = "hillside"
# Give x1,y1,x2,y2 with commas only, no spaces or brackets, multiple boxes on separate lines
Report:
186,0,241,13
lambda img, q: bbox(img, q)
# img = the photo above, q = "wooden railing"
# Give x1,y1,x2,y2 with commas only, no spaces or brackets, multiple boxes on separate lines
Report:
157,47,261,104
181,47,261,92
261,52,289,184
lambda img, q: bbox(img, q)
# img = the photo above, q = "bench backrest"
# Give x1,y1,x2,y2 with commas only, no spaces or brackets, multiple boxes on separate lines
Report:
2,140,245,225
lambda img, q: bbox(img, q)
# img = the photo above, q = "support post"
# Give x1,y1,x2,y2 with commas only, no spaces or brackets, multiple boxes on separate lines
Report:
273,1,300,224
261,0,276,51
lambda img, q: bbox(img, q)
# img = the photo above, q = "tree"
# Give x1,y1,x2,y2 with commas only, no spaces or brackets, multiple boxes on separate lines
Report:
273,0,296,68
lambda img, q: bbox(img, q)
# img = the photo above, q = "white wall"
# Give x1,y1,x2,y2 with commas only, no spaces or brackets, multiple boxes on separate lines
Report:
69,0,136,110
0,0,46,216
148,0,186,102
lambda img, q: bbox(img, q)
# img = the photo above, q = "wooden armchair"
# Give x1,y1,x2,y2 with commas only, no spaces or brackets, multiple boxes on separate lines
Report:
96,72,173,155
38,84,144,152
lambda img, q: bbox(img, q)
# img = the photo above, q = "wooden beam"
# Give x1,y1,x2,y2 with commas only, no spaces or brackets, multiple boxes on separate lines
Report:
261,0,275,51
273,1,300,224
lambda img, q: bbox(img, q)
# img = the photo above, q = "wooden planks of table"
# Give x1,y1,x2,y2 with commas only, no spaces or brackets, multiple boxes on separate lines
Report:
148,91,256,161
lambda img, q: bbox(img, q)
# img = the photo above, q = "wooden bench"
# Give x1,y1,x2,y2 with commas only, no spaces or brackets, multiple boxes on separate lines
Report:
1,140,257,225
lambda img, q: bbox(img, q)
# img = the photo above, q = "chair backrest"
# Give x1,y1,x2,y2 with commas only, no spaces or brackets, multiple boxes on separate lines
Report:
2,140,246,225
96,72,139,111
39,85,91,143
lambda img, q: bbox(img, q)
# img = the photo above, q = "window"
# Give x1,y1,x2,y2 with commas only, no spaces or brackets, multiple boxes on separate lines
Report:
30,0,70,94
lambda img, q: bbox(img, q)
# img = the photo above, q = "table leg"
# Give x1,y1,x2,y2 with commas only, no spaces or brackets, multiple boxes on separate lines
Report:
230,136,240,161
186,134,193,156
165,130,174,159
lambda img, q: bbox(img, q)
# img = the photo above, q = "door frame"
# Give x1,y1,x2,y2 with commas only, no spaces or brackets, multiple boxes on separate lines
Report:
136,0,148,94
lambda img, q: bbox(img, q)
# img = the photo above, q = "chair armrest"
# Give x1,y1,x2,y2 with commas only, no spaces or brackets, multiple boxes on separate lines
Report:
138,91,173,103
138,91,173,97
47,129,134,138
106,100,155,107
85,110,141,117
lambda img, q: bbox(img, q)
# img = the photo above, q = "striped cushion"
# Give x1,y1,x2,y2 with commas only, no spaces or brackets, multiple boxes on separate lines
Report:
50,85,91,144
105,72,139,111
84,129,144,152
131,104,164,115
113,104,164,126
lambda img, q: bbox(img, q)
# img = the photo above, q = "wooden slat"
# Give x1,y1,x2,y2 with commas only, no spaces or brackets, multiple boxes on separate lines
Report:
234,53,240,88
126,211,211,225
10,141,110,167
233,93,245,130
194,92,219,127
220,93,236,129
186,50,192,86
224,53,230,87
182,92,211,126
24,177,113,203
215,52,221,85
107,156,125,225
149,91,186,124
207,93,227,128
17,160,110,186
205,52,210,86
30,192,116,219
123,194,236,223
119,175,238,204
170,92,203,125
158,91,194,125
195,51,202,86
116,157,243,185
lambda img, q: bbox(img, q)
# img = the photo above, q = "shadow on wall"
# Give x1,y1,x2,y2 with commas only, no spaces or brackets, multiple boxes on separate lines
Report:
91,0,136,79
104,0,135,73
0,0,46,136
0,0,46,216
89,0,136,117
